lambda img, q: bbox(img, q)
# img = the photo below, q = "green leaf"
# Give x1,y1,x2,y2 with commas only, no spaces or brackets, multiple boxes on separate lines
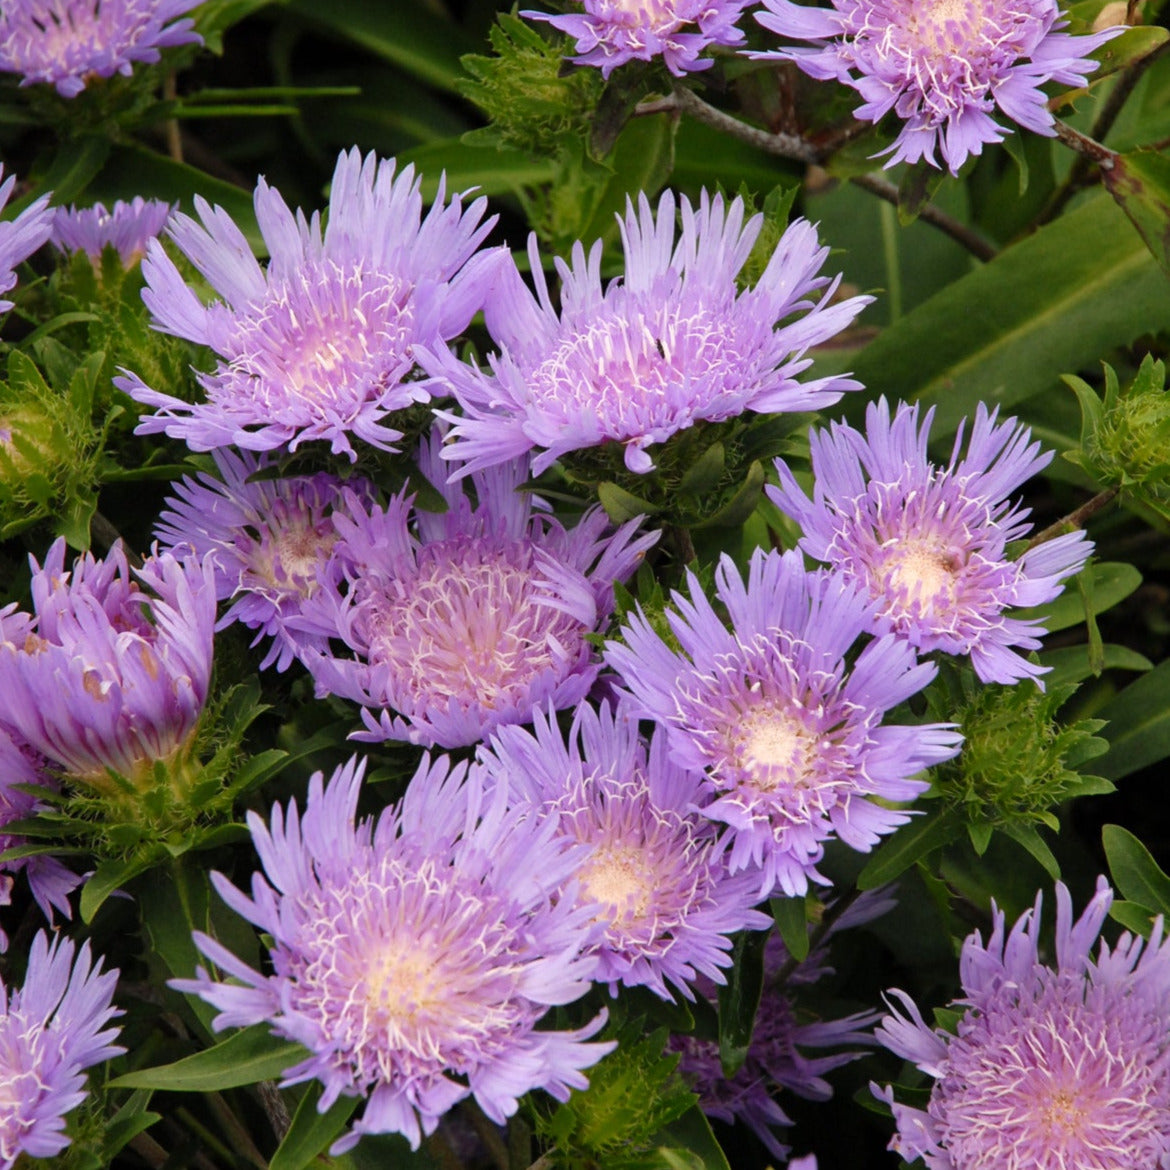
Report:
1103,824,1170,917
677,442,726,496
269,1085,359,1170
717,929,767,1075
1110,899,1162,936
1095,657,1170,780
1039,643,1152,689
285,0,475,93
81,853,157,923
770,895,810,963
857,808,964,889
1013,561,1141,634
1103,148,1170,275
693,460,766,530
1001,822,1060,880
598,481,664,523
111,1025,305,1091
651,1108,732,1170
18,135,111,212
841,196,1170,438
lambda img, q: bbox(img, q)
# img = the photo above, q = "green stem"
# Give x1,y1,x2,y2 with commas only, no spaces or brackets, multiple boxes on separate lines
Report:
1025,485,1121,549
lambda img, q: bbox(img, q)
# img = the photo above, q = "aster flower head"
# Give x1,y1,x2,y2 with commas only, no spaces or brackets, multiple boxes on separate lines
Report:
673,930,880,1160
0,0,202,98
0,166,53,316
427,189,871,476
875,876,1170,1169
52,197,173,266
118,147,502,460
0,537,217,787
768,397,1093,686
478,701,772,1001
605,547,961,897
297,431,657,749
523,0,755,78
752,0,1124,174
0,930,124,1169
174,754,611,1152
155,448,376,671
0,731,80,946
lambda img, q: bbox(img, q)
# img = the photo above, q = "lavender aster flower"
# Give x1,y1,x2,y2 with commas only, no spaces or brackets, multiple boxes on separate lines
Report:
752,0,1123,174
155,449,375,671
298,433,657,749
0,537,216,787
875,877,1170,1169
672,932,879,1160
523,0,754,78
0,731,80,946
479,702,772,1000
605,547,961,897
52,197,173,266
426,189,871,476
0,0,202,98
118,148,501,460
769,398,1093,686
0,166,53,316
0,931,123,1168
174,754,611,1152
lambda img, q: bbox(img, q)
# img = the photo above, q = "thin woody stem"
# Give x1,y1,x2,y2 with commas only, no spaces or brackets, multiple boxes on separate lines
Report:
646,87,998,263
1051,118,1118,169
1025,485,1121,550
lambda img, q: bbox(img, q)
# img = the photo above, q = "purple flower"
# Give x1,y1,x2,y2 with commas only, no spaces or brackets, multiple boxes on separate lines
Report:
605,548,961,897
0,731,80,947
155,449,375,672
174,754,611,1152
426,190,871,476
673,931,880,1160
0,166,53,316
0,931,123,1168
118,148,502,460
751,0,1124,174
0,538,216,787
768,398,1093,686
0,0,202,98
875,877,1170,1168
297,433,657,749
52,197,173,265
478,702,772,1000
523,0,755,78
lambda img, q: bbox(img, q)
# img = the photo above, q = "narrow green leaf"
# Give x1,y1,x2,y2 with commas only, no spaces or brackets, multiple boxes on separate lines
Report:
110,1025,305,1092
1039,643,1152,689
677,442,726,496
1103,148,1170,275
770,895,810,963
17,135,111,212
81,853,156,923
1013,561,1141,635
1103,824,1170,917
285,0,475,93
1096,657,1170,780
1110,899,1162,936
857,809,963,890
694,461,766,530
1001,822,1061,880
717,929,768,1075
652,1108,732,1170
598,481,663,524
842,196,1170,438
269,1085,359,1170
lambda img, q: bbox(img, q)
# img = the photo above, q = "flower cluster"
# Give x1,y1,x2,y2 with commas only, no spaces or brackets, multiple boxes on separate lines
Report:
0,0,203,98
523,0,755,78
52,198,173,266
0,931,123,1169
119,148,502,460
875,878,1170,1168
606,547,961,897
175,754,611,1152
769,398,1093,686
427,189,870,475
752,0,1124,173
0,538,217,787
297,433,656,748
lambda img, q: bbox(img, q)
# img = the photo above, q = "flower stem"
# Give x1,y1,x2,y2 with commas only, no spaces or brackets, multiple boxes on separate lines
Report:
1051,119,1118,169
1025,485,1121,549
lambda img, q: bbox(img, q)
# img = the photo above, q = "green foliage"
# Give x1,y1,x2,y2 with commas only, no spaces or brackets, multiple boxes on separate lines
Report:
459,14,605,158
1065,355,1170,520
534,1024,696,1169
932,679,1112,848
